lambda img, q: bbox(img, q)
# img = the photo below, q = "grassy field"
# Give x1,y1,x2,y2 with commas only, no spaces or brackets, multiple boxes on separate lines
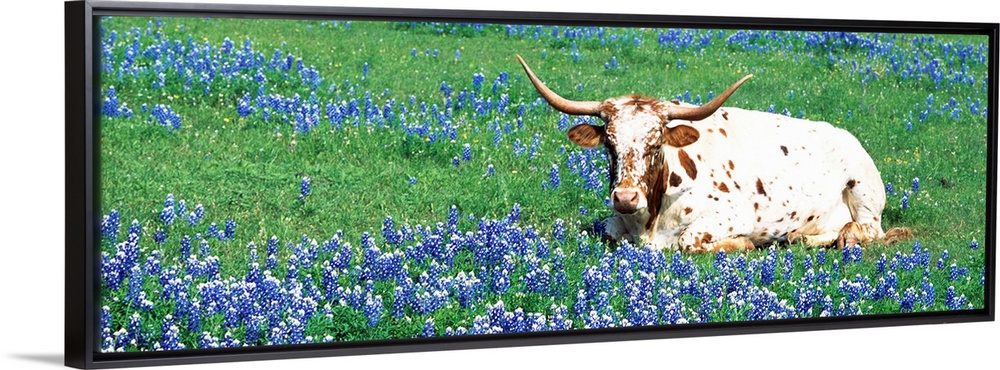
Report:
96,16,990,351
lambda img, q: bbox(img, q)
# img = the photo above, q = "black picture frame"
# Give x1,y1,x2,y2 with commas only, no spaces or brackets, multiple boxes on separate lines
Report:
64,1,998,368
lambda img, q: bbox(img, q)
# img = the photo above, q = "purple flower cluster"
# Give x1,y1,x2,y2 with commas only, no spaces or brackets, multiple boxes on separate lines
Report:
102,86,134,118
150,104,182,132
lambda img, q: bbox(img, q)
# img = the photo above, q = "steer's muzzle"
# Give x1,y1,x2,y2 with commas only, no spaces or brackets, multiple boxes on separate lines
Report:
611,187,645,214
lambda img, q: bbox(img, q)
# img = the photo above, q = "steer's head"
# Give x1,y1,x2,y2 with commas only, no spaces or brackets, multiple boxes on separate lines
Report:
516,55,751,219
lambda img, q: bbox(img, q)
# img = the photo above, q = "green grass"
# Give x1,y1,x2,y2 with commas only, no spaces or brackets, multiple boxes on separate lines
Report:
96,16,989,349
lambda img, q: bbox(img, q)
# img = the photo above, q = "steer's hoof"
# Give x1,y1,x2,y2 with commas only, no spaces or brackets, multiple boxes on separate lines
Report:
836,222,864,249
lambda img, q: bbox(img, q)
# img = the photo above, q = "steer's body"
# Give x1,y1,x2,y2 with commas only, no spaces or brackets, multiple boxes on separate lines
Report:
516,54,910,252
604,103,887,251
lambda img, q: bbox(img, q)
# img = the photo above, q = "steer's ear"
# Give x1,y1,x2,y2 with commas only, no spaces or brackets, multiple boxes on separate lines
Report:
567,124,605,148
663,125,700,147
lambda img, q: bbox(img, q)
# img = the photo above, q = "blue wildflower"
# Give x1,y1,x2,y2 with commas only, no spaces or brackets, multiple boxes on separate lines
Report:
548,164,561,188
299,177,311,200
462,144,472,161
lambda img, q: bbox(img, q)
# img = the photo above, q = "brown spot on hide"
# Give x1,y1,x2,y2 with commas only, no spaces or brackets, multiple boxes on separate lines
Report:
722,111,729,120
728,160,735,170
847,179,857,189
707,128,714,133
718,182,730,193
807,215,815,222
719,128,727,137
754,203,759,210
780,145,789,156
684,207,693,215
790,211,797,218
669,172,682,187
678,149,698,180
756,178,767,196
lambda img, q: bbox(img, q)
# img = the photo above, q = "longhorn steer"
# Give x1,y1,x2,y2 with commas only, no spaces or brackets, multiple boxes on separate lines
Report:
516,55,911,252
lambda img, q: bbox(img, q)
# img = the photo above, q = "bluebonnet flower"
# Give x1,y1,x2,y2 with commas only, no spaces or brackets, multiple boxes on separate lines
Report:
223,219,236,240
193,203,205,222
299,177,311,200
945,286,966,310
885,182,895,196
526,133,542,159
899,287,918,311
901,191,909,209
472,73,485,91
174,199,187,219
493,128,502,147
102,86,134,118
485,164,495,177
153,229,167,244
363,294,383,327
160,206,175,226
783,250,794,281
937,249,950,269
237,93,256,117
548,164,561,188
969,239,980,250
159,317,185,351
912,177,920,193
151,104,182,132
758,249,776,286
102,210,121,241
838,274,872,303
921,277,935,308
843,244,863,264
876,254,887,274
462,144,472,161
948,264,969,281
206,223,219,242
422,318,436,337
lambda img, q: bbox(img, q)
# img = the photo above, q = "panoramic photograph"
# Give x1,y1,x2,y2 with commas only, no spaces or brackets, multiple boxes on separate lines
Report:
95,15,988,351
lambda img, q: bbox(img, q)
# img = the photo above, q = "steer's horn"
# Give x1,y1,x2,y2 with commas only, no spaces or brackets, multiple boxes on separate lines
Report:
666,74,753,122
516,54,602,116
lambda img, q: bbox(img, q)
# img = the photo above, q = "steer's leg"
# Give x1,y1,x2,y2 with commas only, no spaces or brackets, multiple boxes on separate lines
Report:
837,175,902,248
709,236,756,253
835,221,880,248
787,231,841,247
